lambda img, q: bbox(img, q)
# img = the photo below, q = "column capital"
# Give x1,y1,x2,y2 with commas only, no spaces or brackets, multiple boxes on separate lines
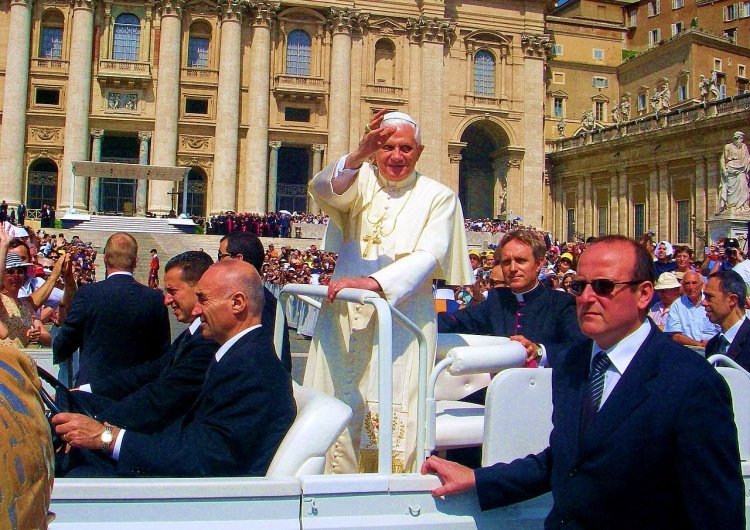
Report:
70,0,96,10
138,131,153,142
406,16,455,44
521,33,553,58
9,0,33,8
219,0,248,23
448,153,462,163
249,1,279,26
269,141,282,150
157,0,185,19
311,144,326,153
90,128,104,139
328,8,368,36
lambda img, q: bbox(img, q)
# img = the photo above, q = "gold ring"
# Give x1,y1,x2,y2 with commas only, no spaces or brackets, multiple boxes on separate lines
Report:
364,124,372,133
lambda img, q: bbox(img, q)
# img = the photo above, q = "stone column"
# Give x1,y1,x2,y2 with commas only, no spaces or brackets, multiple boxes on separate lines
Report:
211,0,245,215
89,129,104,212
243,2,276,213
618,169,628,237
327,9,366,160
657,163,669,239
694,156,707,245
609,171,619,234
520,34,552,228
309,144,325,213
648,164,660,238
576,176,585,240
150,0,184,216
707,154,721,219
267,141,281,213
0,0,33,206
61,0,97,213
407,25,422,124
137,131,151,214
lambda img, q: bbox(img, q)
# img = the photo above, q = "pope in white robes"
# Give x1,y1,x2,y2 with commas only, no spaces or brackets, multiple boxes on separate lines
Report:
304,110,473,473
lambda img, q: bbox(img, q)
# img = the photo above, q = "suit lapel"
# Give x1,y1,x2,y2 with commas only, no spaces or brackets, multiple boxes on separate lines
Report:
557,340,593,459
728,319,750,360
578,327,660,456
168,329,192,367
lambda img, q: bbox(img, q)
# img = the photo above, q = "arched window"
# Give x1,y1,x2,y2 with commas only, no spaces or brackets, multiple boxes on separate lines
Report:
40,10,64,58
113,13,140,61
178,168,207,217
374,39,395,85
286,30,311,76
474,50,495,96
27,159,58,210
188,21,211,68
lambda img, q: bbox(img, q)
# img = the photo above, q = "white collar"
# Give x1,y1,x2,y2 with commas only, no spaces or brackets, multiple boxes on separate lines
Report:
107,271,133,278
188,318,202,335
723,315,747,344
592,319,651,377
215,324,262,362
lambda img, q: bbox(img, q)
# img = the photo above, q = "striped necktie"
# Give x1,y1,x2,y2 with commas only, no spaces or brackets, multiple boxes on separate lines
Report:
580,351,611,434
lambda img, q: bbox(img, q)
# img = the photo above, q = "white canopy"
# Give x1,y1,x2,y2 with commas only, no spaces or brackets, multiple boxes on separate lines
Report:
71,161,189,181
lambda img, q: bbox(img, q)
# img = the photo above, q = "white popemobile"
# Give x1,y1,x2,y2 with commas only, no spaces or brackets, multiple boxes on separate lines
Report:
36,284,750,529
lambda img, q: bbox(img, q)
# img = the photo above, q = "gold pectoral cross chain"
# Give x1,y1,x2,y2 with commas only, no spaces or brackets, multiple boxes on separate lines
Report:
362,219,384,257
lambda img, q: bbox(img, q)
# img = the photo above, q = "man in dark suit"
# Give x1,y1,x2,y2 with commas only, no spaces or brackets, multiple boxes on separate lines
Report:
703,269,750,371
53,232,171,385
423,235,744,528
73,251,218,432
218,231,292,372
53,259,296,477
438,229,585,367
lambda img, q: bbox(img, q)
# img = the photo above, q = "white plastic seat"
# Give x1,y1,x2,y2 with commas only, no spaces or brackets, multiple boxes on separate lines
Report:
708,355,750,462
428,337,527,452
266,383,352,477
482,367,553,467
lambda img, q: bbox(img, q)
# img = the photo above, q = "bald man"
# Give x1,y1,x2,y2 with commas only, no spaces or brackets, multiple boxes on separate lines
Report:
53,260,296,477
664,270,720,347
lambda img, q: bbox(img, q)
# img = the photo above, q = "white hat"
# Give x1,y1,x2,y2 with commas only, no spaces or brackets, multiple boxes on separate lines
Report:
657,240,673,256
655,272,681,290
383,112,417,126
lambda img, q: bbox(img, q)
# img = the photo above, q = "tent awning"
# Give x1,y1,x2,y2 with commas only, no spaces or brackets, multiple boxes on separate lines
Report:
71,161,189,182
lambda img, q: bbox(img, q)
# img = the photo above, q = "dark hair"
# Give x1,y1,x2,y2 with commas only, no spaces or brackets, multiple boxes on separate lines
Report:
713,270,747,309
221,232,265,272
589,235,656,284
673,245,694,259
164,251,213,285
150,248,157,253
8,238,30,257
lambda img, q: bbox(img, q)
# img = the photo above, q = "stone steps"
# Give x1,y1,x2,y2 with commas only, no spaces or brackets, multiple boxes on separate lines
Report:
69,215,186,234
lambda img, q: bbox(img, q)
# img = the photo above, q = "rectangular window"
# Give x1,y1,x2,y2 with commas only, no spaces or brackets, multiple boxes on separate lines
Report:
740,64,747,78
595,101,605,121
638,93,647,111
35,88,60,106
742,1,750,17
677,84,687,101
649,28,662,46
284,107,311,122
553,72,565,84
187,37,209,68
593,49,604,61
648,0,660,16
672,0,683,8
185,98,208,115
40,27,63,58
724,28,737,43
629,10,637,27
676,200,689,243
597,206,608,237
634,203,645,237
553,98,564,118
553,44,563,56
725,4,739,20
592,77,608,88
672,22,684,36
566,209,576,242
715,58,723,72
720,83,727,99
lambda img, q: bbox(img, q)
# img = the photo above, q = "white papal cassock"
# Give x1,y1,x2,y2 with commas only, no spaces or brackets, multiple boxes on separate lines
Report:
304,157,473,474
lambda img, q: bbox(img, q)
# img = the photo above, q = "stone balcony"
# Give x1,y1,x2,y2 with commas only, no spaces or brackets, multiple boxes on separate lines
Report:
97,59,152,88
363,84,406,104
273,74,326,101
464,93,508,114
181,67,219,86
31,57,69,73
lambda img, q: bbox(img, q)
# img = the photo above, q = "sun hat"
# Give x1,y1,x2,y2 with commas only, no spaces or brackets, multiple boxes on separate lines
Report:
655,272,681,290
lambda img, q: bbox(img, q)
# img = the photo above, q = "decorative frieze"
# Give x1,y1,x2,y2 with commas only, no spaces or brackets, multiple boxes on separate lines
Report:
180,135,212,151
29,127,62,143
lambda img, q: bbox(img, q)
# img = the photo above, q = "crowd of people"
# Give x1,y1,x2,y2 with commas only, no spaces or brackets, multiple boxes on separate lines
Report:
206,211,331,238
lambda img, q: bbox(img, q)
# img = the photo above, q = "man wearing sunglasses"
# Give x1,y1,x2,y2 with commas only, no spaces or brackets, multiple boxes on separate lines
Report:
423,235,743,528
438,229,585,368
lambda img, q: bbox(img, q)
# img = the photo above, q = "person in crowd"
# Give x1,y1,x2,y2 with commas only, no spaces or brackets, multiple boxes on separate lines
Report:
664,270,720,347
702,237,736,277
556,252,575,276
673,245,696,275
726,239,750,294
52,260,296,478
0,253,50,348
703,270,750,371
469,250,483,277
53,232,171,385
218,232,291,372
422,235,744,528
305,109,473,474
0,346,53,529
648,272,682,330
71,251,218,432
148,248,160,289
653,240,677,276
439,229,585,369
17,201,25,226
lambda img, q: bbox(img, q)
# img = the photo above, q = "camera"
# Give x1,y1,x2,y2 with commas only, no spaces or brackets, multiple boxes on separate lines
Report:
647,230,656,238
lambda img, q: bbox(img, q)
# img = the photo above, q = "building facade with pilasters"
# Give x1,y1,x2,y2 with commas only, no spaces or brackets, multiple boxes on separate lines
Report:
0,0,552,226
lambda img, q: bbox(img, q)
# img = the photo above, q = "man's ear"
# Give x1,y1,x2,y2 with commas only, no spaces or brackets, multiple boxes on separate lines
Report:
230,292,247,314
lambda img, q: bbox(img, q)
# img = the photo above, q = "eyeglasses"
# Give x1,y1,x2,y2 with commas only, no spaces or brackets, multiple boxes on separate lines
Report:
568,279,646,297
217,252,237,261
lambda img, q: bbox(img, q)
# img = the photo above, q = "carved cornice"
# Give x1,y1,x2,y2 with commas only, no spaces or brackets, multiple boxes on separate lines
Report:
70,0,96,10
521,33,552,58
157,0,185,18
90,128,104,139
328,8,368,36
406,16,455,45
138,131,153,142
9,0,34,8
30,127,62,143
178,155,212,170
27,148,63,163
180,135,211,151
249,0,279,26
219,0,248,22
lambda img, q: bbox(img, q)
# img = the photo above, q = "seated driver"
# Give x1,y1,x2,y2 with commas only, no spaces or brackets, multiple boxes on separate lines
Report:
52,260,296,477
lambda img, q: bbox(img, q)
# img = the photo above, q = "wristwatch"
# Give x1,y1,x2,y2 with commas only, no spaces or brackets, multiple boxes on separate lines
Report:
100,426,114,453
533,347,544,364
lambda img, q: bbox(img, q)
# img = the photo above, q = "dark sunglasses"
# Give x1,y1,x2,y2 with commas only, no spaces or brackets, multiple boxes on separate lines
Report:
568,279,645,297
217,252,237,261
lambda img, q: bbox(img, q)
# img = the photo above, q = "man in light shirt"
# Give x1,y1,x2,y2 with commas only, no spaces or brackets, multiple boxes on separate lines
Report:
703,270,750,371
664,270,720,347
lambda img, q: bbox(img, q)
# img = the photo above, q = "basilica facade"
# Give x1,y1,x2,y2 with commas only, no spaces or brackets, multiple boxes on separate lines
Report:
0,0,551,225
